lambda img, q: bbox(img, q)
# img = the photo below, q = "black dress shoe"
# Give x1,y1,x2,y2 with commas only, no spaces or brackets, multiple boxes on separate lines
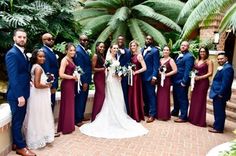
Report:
171,111,179,117
54,132,60,137
208,128,223,133
75,122,84,127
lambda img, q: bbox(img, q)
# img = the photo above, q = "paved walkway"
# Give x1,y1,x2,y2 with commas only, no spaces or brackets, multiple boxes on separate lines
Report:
8,114,235,156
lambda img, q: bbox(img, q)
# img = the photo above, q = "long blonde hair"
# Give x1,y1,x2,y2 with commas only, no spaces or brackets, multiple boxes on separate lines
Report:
129,40,140,54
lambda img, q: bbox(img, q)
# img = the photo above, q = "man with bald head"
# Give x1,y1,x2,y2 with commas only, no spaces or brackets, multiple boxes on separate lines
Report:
41,33,59,112
74,34,92,127
172,41,194,122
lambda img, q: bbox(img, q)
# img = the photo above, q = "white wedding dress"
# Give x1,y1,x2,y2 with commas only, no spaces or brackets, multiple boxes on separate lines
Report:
23,64,54,149
79,58,148,139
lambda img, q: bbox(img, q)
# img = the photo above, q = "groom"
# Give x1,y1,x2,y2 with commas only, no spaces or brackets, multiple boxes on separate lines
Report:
5,28,36,156
141,35,159,123
116,35,131,113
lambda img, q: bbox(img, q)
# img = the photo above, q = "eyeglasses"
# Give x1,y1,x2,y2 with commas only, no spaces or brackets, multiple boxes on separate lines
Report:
81,39,88,42
46,37,55,41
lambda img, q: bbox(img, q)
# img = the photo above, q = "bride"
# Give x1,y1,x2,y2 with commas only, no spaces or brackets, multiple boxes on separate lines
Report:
79,44,148,139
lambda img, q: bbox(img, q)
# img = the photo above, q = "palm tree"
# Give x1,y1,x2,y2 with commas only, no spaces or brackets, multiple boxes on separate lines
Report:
74,0,184,47
177,0,236,40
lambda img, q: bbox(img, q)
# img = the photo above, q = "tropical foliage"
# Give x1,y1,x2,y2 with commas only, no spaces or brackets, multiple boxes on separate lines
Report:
0,0,82,51
178,0,236,40
74,0,185,47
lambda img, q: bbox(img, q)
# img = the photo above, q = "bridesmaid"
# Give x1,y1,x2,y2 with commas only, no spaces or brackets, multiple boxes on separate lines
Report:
91,42,106,121
128,40,147,122
157,46,177,121
189,47,213,127
57,43,77,134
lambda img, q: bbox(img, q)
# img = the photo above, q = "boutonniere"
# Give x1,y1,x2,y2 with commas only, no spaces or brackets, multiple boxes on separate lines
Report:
217,66,223,71
56,54,59,59
26,52,32,58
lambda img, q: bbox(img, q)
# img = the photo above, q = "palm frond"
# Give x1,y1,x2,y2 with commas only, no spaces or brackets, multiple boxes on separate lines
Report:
137,19,167,46
111,21,128,43
143,0,185,22
96,25,114,43
127,18,145,46
181,0,233,39
73,9,107,21
82,15,112,35
85,0,119,9
177,0,202,22
132,4,181,32
220,3,236,33
108,6,130,29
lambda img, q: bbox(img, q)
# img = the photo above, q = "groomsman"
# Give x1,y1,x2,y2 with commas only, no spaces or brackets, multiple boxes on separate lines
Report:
5,28,36,156
74,34,92,127
141,35,159,123
172,41,194,122
209,53,234,133
116,35,131,113
41,33,59,111
41,33,60,137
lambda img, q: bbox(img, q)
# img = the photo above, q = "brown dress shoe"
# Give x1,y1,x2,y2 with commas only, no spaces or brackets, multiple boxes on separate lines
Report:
208,128,223,133
174,118,187,123
146,116,155,123
75,122,84,127
16,148,36,156
82,117,90,121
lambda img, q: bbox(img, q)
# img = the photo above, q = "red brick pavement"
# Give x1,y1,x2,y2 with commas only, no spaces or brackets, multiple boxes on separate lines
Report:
8,114,235,156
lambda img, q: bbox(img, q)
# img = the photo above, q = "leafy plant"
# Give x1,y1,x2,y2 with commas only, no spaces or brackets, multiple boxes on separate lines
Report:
74,0,184,48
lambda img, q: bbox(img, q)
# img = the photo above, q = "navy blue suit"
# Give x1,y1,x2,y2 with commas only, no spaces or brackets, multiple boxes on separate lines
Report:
5,45,30,148
41,46,59,111
117,48,131,113
141,46,159,117
172,51,194,120
209,63,234,131
74,44,92,123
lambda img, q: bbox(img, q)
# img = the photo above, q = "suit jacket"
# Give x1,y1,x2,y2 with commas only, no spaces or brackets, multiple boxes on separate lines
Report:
41,46,59,89
117,48,131,67
74,44,92,84
172,51,194,86
141,46,160,81
209,63,234,101
5,45,30,100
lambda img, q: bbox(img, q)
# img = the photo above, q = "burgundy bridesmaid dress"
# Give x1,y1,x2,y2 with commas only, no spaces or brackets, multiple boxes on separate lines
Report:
189,62,209,127
128,54,145,122
57,60,76,134
91,56,105,121
157,59,172,120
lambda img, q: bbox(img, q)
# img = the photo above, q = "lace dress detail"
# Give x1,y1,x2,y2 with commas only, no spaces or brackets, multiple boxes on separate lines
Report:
23,64,54,149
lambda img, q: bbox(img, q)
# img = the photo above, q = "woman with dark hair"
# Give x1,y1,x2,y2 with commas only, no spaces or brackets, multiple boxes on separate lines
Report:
91,42,106,121
23,49,54,149
57,43,77,134
156,45,177,121
189,47,213,127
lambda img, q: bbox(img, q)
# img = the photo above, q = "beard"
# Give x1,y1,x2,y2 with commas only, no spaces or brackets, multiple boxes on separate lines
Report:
16,41,26,48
